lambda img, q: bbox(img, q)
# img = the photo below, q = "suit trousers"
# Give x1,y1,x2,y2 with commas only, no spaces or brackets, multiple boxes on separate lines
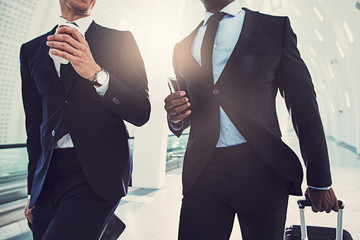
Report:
31,148,120,240
178,143,290,240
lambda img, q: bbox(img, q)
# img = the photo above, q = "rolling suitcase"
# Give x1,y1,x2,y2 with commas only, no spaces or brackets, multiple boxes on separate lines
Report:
284,199,353,240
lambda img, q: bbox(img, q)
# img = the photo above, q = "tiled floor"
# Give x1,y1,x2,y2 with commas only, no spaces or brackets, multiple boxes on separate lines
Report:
1,136,359,240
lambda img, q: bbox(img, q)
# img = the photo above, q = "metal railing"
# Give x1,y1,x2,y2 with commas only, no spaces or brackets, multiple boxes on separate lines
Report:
0,144,27,150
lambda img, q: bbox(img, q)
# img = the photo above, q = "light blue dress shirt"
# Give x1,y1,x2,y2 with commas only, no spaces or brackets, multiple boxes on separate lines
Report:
192,1,247,147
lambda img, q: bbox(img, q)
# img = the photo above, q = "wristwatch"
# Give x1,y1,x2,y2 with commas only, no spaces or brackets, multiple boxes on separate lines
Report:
92,69,109,86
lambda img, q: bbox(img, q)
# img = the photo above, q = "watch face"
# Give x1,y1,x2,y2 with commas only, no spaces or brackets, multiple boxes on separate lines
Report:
97,70,108,85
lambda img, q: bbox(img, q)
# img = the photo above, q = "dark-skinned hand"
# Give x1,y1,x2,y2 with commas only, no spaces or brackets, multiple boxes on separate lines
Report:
305,187,339,213
24,199,34,224
46,26,101,81
164,91,191,125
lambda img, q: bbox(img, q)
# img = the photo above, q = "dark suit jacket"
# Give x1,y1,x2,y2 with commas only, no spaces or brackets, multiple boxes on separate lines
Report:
169,9,332,196
20,21,150,208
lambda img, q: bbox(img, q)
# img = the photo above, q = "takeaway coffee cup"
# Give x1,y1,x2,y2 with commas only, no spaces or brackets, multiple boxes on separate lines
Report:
49,22,82,64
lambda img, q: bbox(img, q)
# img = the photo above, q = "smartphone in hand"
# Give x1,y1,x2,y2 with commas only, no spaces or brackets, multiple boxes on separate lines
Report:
167,77,180,93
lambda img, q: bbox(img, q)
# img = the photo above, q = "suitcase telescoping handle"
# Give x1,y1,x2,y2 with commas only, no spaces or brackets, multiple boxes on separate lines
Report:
297,199,344,240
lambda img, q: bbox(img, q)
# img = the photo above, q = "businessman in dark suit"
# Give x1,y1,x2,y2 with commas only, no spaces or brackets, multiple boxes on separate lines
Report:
164,0,338,239
21,0,150,239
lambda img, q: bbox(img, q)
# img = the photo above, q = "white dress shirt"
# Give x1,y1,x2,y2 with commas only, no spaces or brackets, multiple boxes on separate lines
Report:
54,16,109,149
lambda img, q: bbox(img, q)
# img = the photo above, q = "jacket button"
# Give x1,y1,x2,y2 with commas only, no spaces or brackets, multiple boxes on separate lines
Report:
213,89,219,95
52,130,56,137
65,99,70,104
113,97,120,105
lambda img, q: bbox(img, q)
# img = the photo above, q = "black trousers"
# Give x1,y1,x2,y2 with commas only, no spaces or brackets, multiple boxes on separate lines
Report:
178,144,290,240
31,149,120,240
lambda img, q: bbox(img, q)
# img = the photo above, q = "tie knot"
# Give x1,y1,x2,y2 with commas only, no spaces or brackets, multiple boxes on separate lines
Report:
66,21,78,27
207,12,226,25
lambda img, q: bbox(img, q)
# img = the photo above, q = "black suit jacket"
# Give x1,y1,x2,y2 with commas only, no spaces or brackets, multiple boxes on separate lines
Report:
20,21,150,208
169,9,331,196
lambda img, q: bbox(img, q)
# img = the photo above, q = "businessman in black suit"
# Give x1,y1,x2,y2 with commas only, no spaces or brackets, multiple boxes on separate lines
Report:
164,0,338,239
21,0,150,239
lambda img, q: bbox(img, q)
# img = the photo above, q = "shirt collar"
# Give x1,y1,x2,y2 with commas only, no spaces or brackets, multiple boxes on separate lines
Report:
58,15,93,36
203,1,242,26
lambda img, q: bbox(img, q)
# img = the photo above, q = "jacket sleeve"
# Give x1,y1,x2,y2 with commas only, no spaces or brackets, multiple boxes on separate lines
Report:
277,17,332,188
20,44,42,194
101,31,150,127
167,44,191,137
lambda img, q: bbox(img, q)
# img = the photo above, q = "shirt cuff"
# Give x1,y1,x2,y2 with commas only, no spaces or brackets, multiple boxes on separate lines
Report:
308,185,331,190
94,75,110,96
168,116,183,131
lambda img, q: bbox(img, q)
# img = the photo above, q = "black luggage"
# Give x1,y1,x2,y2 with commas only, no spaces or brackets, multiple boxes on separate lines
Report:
285,199,353,240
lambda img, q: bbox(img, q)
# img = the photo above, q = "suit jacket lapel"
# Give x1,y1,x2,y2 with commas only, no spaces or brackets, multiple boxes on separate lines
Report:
85,21,104,51
180,21,214,88
184,21,203,71
216,8,262,85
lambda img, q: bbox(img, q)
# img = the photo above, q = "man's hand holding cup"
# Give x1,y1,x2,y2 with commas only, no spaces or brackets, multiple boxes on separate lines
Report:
46,23,101,81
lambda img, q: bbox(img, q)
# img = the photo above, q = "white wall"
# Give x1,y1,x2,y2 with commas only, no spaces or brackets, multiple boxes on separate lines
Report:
279,0,360,154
